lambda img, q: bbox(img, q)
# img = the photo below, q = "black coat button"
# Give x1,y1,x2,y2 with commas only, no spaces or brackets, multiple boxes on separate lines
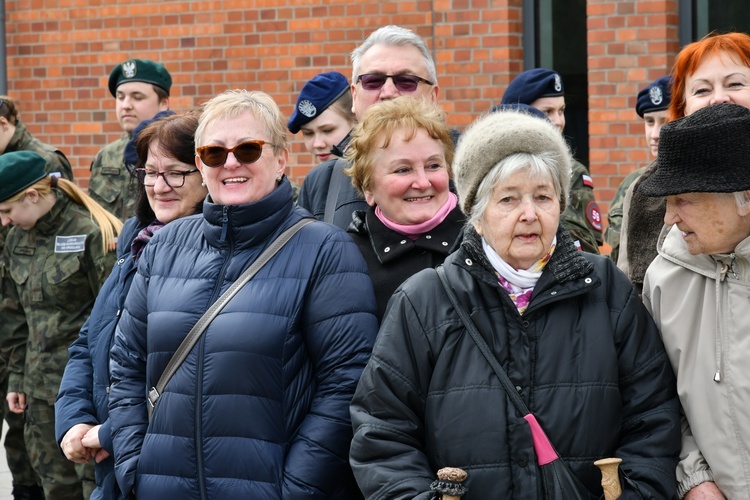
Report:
518,457,528,467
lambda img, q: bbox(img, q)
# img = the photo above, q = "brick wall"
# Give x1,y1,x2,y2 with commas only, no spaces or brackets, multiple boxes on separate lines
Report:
6,0,682,217
6,0,523,187
587,0,679,217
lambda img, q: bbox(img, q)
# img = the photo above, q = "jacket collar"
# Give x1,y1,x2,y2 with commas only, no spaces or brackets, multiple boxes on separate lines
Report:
201,178,294,250
349,206,465,264
6,121,31,153
458,223,595,290
657,223,750,279
35,190,69,237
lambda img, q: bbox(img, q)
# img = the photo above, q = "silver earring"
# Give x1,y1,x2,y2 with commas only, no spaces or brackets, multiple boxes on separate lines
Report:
201,181,206,187
276,175,283,182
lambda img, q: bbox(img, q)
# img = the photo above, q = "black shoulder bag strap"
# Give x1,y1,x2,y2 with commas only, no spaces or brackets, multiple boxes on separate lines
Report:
435,265,530,416
147,217,315,418
323,158,348,224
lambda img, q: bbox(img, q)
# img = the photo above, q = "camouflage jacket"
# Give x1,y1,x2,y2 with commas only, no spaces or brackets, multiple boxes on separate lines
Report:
0,192,114,404
5,121,74,181
605,166,647,263
560,160,603,254
89,135,139,221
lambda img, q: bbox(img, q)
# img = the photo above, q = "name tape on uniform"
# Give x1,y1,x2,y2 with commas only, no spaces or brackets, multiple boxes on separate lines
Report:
55,235,86,253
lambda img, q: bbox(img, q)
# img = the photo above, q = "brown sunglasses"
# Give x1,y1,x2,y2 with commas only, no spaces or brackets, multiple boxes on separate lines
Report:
196,140,275,168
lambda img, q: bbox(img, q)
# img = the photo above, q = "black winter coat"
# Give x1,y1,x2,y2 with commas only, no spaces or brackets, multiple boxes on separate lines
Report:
347,206,465,320
350,226,681,499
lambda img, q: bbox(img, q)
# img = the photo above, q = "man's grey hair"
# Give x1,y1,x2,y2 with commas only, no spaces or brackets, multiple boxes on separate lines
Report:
351,25,437,85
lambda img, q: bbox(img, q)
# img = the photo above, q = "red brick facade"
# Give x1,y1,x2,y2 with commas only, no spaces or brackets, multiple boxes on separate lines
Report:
6,0,680,221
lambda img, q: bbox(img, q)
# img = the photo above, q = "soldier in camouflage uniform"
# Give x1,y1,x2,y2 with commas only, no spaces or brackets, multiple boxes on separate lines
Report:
88,58,171,221
0,151,122,500
0,95,75,500
501,68,603,253
605,75,671,263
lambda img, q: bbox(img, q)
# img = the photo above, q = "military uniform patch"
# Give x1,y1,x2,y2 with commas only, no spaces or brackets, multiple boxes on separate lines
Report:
554,74,562,92
55,235,86,253
586,201,603,231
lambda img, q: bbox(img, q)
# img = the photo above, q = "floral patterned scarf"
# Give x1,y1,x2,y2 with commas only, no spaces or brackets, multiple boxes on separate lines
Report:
482,237,556,315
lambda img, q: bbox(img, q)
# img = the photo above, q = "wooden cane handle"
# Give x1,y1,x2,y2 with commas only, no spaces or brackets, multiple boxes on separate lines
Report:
594,457,623,500
434,467,468,499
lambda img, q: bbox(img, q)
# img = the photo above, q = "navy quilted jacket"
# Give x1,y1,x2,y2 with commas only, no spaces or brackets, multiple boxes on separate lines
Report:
55,216,144,500
109,180,378,499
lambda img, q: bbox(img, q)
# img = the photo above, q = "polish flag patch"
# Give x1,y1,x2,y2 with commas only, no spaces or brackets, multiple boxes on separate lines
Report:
582,174,594,188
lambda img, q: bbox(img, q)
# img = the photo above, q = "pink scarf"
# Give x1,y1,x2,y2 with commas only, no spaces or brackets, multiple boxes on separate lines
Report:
375,192,458,240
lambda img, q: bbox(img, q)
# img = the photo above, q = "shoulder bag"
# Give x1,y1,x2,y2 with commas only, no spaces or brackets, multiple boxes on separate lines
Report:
435,265,596,499
147,217,315,419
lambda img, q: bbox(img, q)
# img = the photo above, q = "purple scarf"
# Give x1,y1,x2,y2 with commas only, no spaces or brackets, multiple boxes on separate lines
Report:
131,221,166,263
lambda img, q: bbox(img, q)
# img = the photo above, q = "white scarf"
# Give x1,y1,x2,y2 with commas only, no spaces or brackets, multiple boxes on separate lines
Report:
481,236,557,292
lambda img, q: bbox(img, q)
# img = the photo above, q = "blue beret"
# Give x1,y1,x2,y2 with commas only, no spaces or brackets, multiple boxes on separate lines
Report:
635,75,672,118
501,68,564,106
490,103,549,121
288,72,350,133
108,59,172,97
0,151,48,202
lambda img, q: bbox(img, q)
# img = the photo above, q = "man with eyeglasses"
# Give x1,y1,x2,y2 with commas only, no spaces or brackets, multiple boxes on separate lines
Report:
297,25,441,229
88,59,171,221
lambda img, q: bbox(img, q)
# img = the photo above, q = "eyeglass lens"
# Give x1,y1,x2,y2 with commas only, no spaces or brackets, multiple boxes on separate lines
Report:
358,74,429,92
197,140,267,167
137,169,197,188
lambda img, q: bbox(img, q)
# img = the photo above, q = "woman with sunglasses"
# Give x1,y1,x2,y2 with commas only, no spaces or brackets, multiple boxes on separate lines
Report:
55,112,206,500
108,89,378,500
344,96,464,321
0,150,123,500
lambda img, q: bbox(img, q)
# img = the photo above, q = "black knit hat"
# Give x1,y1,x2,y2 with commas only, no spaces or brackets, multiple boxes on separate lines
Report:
639,103,750,197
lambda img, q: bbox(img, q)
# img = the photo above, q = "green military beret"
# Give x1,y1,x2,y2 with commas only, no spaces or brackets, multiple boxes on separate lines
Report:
108,58,172,97
0,151,48,203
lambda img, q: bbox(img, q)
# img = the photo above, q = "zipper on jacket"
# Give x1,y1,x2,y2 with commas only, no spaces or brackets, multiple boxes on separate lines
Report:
220,205,229,242
197,206,234,499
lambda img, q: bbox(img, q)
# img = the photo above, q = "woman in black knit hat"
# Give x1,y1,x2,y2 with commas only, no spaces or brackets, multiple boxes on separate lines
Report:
641,103,750,500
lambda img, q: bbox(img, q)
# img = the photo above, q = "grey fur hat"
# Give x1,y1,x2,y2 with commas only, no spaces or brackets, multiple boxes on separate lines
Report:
639,103,750,197
453,110,573,216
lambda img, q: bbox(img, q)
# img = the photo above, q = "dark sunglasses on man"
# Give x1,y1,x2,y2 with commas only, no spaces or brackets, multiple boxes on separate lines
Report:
196,140,276,168
356,73,433,93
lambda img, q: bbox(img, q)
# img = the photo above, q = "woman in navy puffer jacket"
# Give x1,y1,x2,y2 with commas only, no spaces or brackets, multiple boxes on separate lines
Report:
108,90,379,500
55,112,207,499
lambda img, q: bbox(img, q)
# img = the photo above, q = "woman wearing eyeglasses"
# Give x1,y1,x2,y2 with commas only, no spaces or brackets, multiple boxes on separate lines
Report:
0,150,123,500
55,111,206,500
108,89,378,500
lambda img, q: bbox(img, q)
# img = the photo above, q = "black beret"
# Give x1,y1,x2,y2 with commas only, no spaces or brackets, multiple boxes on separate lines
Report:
287,72,350,133
0,151,48,202
108,59,172,97
635,75,672,118
639,103,750,197
501,68,564,106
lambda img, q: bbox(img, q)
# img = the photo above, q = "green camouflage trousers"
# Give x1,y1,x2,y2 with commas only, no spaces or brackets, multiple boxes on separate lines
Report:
0,375,38,488
25,395,94,500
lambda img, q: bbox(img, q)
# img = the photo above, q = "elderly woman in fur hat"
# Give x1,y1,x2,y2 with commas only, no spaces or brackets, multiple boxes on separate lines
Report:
350,109,681,499
641,103,750,500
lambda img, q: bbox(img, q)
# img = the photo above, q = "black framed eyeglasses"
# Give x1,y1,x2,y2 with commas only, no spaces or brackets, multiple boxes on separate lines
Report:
135,168,199,188
196,140,275,168
356,73,433,92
